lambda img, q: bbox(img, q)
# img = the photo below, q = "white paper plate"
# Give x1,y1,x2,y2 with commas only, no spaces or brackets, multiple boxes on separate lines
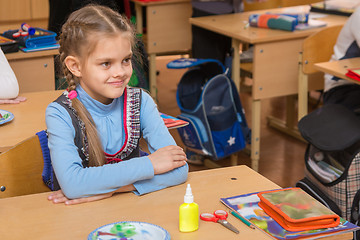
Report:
0,109,14,125
88,221,171,240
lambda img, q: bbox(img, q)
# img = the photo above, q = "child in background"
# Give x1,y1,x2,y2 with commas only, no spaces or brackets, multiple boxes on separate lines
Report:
46,5,188,205
323,7,360,114
0,48,26,104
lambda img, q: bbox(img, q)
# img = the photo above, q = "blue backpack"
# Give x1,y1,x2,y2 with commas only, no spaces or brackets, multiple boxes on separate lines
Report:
167,58,251,160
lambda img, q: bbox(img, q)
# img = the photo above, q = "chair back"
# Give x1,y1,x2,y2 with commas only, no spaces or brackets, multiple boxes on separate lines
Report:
243,0,282,11
281,0,322,7
297,24,343,120
0,135,50,198
301,25,343,75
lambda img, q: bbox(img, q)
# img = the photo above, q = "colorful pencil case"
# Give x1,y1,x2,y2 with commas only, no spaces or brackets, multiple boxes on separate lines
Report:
249,14,298,31
257,188,340,231
3,28,57,48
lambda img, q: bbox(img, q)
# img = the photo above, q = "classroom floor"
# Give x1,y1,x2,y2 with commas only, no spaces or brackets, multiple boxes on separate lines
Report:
155,55,311,189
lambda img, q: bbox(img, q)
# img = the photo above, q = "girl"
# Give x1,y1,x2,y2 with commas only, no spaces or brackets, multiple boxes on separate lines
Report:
45,5,188,205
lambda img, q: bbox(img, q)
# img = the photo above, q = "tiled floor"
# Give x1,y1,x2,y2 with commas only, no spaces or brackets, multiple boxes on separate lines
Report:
155,55,310,188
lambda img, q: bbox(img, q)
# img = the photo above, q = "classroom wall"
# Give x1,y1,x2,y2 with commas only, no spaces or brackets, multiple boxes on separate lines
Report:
0,0,49,32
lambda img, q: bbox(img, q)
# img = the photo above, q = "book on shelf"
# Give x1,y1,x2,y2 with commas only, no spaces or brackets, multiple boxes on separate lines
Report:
160,113,189,129
345,68,360,81
220,188,359,240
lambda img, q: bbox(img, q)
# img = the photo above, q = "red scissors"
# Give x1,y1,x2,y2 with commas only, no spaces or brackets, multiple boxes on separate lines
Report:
200,209,239,234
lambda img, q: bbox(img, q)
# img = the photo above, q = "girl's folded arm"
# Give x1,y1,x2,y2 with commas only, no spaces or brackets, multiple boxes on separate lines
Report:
46,102,155,199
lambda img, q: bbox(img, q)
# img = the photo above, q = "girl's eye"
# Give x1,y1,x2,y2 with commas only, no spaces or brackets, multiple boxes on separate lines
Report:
123,57,132,65
102,62,110,67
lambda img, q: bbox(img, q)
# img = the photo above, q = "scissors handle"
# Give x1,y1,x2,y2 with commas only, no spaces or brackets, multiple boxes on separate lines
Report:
214,209,228,220
200,213,218,222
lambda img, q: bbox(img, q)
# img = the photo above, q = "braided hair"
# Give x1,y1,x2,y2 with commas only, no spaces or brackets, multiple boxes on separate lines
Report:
58,5,135,166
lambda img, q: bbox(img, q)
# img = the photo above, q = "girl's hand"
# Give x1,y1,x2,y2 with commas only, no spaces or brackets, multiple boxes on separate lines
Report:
148,145,187,175
48,190,113,205
0,96,26,104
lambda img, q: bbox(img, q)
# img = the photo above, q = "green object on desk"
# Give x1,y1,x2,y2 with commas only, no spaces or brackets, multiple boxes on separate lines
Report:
230,210,255,229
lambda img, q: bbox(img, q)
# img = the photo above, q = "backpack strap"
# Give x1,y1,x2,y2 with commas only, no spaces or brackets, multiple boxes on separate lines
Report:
36,130,56,191
229,77,251,144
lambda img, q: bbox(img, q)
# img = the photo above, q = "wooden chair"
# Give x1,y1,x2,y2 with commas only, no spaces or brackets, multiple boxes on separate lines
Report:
298,25,343,120
0,135,50,198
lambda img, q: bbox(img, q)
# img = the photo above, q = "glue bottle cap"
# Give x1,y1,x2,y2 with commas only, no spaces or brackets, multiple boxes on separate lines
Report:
184,184,194,203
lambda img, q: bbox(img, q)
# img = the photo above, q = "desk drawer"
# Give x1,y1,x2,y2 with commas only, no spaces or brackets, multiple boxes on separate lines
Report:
9,55,55,93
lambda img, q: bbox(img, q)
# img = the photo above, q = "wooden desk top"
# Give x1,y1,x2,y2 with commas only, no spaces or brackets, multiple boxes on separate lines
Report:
5,49,59,61
189,6,348,44
0,90,62,151
0,165,352,239
314,57,360,84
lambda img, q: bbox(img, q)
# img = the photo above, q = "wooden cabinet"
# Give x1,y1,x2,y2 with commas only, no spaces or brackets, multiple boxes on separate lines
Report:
0,0,49,32
6,50,57,93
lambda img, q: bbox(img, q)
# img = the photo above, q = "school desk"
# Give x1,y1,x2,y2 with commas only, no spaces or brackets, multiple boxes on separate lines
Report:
296,58,360,119
5,49,58,93
131,0,192,99
314,57,360,83
189,6,348,172
0,90,62,153
0,165,354,240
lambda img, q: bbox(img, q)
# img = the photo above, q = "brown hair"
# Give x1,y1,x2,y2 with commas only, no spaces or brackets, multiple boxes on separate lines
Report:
59,5,135,166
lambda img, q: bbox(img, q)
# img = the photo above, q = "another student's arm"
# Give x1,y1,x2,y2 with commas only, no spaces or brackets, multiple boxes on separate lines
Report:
351,7,360,47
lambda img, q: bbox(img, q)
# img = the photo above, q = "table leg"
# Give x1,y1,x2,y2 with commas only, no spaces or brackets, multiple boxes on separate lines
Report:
251,99,261,172
232,39,241,91
233,38,252,169
298,53,308,121
149,53,157,100
230,153,238,166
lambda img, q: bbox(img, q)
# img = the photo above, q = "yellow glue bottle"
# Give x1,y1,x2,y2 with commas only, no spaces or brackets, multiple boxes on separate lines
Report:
179,184,199,232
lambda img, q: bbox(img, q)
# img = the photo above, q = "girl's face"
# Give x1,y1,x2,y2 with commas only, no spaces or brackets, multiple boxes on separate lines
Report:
77,34,133,105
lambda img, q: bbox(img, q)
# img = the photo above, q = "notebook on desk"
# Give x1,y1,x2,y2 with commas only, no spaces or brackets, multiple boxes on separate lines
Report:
295,19,327,30
345,68,360,81
310,0,359,16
